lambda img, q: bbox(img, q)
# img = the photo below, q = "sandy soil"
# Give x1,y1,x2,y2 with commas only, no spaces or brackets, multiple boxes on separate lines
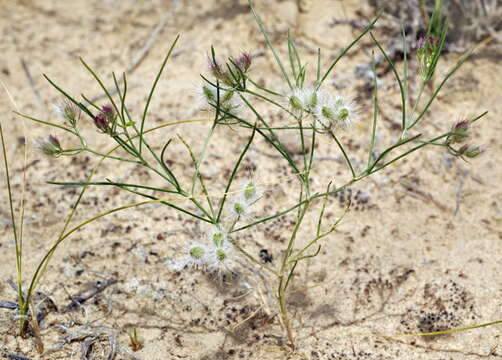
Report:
0,0,501,359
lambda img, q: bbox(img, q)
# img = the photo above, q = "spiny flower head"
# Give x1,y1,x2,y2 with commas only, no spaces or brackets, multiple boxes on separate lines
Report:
183,242,209,269
208,225,228,247
446,119,470,145
207,242,233,272
52,99,81,127
313,93,358,132
233,52,252,73
199,82,240,117
288,86,318,112
417,35,440,80
33,135,62,157
457,144,484,159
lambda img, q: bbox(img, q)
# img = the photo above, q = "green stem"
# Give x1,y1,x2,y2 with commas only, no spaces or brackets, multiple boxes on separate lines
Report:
329,130,356,179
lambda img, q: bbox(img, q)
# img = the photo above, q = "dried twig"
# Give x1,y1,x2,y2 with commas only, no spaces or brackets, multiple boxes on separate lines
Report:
127,14,169,73
65,277,117,311
2,354,31,360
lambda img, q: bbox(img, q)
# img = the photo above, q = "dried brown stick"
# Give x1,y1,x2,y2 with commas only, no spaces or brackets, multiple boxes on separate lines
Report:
65,277,117,311
127,13,169,74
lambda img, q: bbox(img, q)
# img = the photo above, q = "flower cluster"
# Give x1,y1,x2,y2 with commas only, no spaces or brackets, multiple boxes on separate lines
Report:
93,105,116,134
208,52,252,87
182,225,233,274
52,99,81,128
33,135,62,156
199,52,252,118
446,119,484,159
227,180,261,221
177,181,261,275
417,35,439,80
287,86,358,132
199,82,241,117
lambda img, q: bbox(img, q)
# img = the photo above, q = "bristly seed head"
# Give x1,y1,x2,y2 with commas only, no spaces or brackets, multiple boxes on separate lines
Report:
208,225,228,247
447,119,470,145
52,99,81,127
233,201,245,215
244,182,256,201
288,87,317,112
184,243,208,269
213,232,224,247
208,243,233,272
215,248,227,261
236,52,252,72
199,83,240,117
313,92,358,132
33,135,62,156
457,144,484,159
189,246,205,259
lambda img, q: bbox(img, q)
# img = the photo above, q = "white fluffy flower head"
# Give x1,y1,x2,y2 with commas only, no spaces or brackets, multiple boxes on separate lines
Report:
182,242,209,269
241,180,261,205
197,82,241,116
207,225,228,247
207,242,233,272
52,99,80,127
288,86,318,112
313,93,359,131
227,180,262,221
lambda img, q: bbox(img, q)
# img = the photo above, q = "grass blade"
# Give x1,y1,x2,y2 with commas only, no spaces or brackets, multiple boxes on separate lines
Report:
249,0,292,89
139,34,180,155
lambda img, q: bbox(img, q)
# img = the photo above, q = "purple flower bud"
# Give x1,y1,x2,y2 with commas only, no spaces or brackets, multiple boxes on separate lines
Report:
236,52,252,72
93,105,116,133
447,119,470,144
453,120,469,131
207,57,228,81
208,57,221,74
459,145,484,159
33,135,62,156
417,37,426,48
48,135,61,148
102,105,113,114
93,112,109,133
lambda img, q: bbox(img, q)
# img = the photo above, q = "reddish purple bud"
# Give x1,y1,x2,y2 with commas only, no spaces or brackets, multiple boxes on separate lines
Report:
447,119,470,144
33,135,62,156
102,105,113,114
417,37,426,48
48,135,61,148
453,120,469,131
93,112,109,132
237,52,252,72
208,57,223,77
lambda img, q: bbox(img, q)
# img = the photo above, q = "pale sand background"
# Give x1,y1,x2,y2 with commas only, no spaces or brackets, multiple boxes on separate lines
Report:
0,0,501,359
